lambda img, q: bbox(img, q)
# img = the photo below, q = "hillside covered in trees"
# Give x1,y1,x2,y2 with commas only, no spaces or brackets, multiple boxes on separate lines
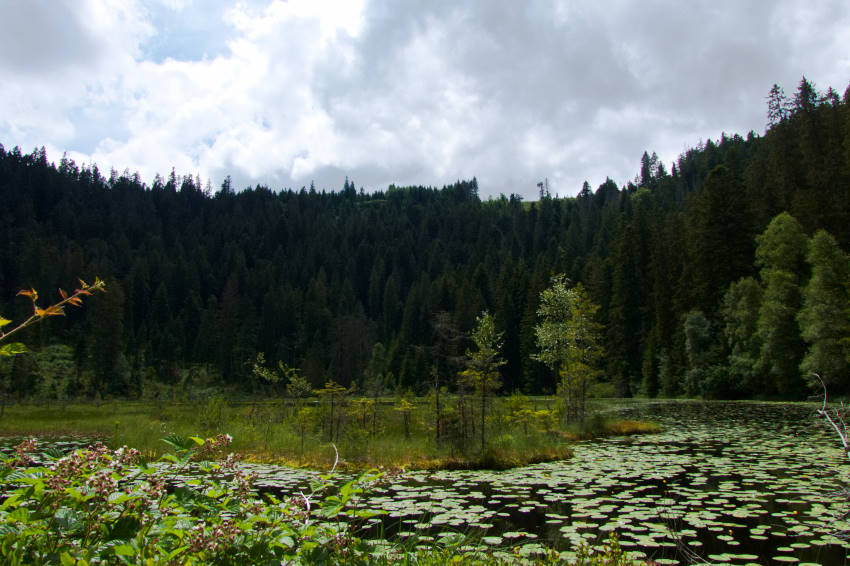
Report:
1,77,849,401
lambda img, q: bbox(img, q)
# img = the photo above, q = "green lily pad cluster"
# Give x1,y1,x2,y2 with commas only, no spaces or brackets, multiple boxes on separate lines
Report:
277,401,848,564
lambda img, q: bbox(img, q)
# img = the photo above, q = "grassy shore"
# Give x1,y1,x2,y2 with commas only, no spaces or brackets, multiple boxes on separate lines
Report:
0,397,659,470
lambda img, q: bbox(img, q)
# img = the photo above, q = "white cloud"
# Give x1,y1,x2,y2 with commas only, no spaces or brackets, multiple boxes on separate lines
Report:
1,0,849,199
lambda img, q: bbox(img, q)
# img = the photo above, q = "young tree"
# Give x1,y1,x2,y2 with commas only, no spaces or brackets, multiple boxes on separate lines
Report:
284,365,312,401
394,389,416,439
459,311,506,451
430,311,465,443
252,353,310,417
251,352,279,391
363,342,391,436
504,392,535,436
533,276,604,423
314,380,348,442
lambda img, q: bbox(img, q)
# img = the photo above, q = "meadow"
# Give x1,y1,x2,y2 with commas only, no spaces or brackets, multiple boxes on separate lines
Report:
0,394,658,470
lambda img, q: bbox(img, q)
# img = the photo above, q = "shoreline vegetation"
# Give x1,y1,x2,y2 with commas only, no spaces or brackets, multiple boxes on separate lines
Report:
0,432,637,565
0,398,660,471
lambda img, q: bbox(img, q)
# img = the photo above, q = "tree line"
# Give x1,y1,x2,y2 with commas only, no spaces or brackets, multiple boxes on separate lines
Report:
0,76,848,402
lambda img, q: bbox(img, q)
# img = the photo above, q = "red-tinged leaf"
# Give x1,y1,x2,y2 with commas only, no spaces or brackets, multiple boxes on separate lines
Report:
68,297,83,307
17,289,37,300
59,288,68,300
44,305,65,317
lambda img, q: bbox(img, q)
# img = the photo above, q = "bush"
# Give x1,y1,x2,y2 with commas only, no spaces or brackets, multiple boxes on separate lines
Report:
0,434,384,565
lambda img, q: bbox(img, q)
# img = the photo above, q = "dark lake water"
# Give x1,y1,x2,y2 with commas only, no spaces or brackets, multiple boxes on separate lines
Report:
251,400,850,564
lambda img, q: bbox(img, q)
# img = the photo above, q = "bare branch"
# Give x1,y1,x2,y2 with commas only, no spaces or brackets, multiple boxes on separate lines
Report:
814,373,850,462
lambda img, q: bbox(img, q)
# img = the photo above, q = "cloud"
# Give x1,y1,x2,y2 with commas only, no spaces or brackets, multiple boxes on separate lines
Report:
1,0,849,199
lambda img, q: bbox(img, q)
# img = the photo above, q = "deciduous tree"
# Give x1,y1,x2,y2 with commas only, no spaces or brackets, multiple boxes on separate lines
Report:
755,213,809,397
798,230,850,390
533,276,603,422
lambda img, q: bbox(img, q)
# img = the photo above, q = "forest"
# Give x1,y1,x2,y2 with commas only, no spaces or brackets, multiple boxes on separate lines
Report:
1,76,849,403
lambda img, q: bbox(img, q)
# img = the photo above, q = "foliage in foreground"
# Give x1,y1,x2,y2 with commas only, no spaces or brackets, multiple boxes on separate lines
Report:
0,436,637,565
0,435,383,565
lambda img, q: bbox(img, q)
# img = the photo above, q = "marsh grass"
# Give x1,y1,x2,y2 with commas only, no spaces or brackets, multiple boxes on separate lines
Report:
563,415,663,441
0,397,658,470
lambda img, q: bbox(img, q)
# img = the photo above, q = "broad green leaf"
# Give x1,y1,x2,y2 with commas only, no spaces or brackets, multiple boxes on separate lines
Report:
64,487,85,502
0,494,21,510
352,509,382,519
108,492,131,505
111,544,135,557
166,546,189,560
54,507,84,533
158,453,178,464
161,433,194,452
0,342,28,357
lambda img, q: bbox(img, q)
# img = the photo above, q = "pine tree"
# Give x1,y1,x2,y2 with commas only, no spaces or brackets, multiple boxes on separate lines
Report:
766,84,788,128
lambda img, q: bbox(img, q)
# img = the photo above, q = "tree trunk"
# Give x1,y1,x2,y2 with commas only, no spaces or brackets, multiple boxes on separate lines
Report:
480,384,486,452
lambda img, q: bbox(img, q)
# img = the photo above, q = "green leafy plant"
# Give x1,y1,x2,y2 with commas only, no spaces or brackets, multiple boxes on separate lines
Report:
0,434,386,565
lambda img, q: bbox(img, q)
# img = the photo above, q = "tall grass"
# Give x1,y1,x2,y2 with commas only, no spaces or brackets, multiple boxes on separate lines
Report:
0,396,658,470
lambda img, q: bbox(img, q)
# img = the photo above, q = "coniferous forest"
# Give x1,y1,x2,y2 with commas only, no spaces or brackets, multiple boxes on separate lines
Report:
2,77,849,402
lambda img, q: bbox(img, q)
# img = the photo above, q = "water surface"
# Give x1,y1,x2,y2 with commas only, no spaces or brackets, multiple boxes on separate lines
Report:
285,401,850,564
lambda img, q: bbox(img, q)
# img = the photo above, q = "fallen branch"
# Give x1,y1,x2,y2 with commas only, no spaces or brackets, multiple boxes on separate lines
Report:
814,373,850,462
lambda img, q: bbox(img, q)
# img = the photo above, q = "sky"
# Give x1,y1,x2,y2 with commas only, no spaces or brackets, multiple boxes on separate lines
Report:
1,1,848,200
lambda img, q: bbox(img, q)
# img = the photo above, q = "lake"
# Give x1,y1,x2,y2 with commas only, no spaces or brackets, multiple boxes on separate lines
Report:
252,400,850,564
